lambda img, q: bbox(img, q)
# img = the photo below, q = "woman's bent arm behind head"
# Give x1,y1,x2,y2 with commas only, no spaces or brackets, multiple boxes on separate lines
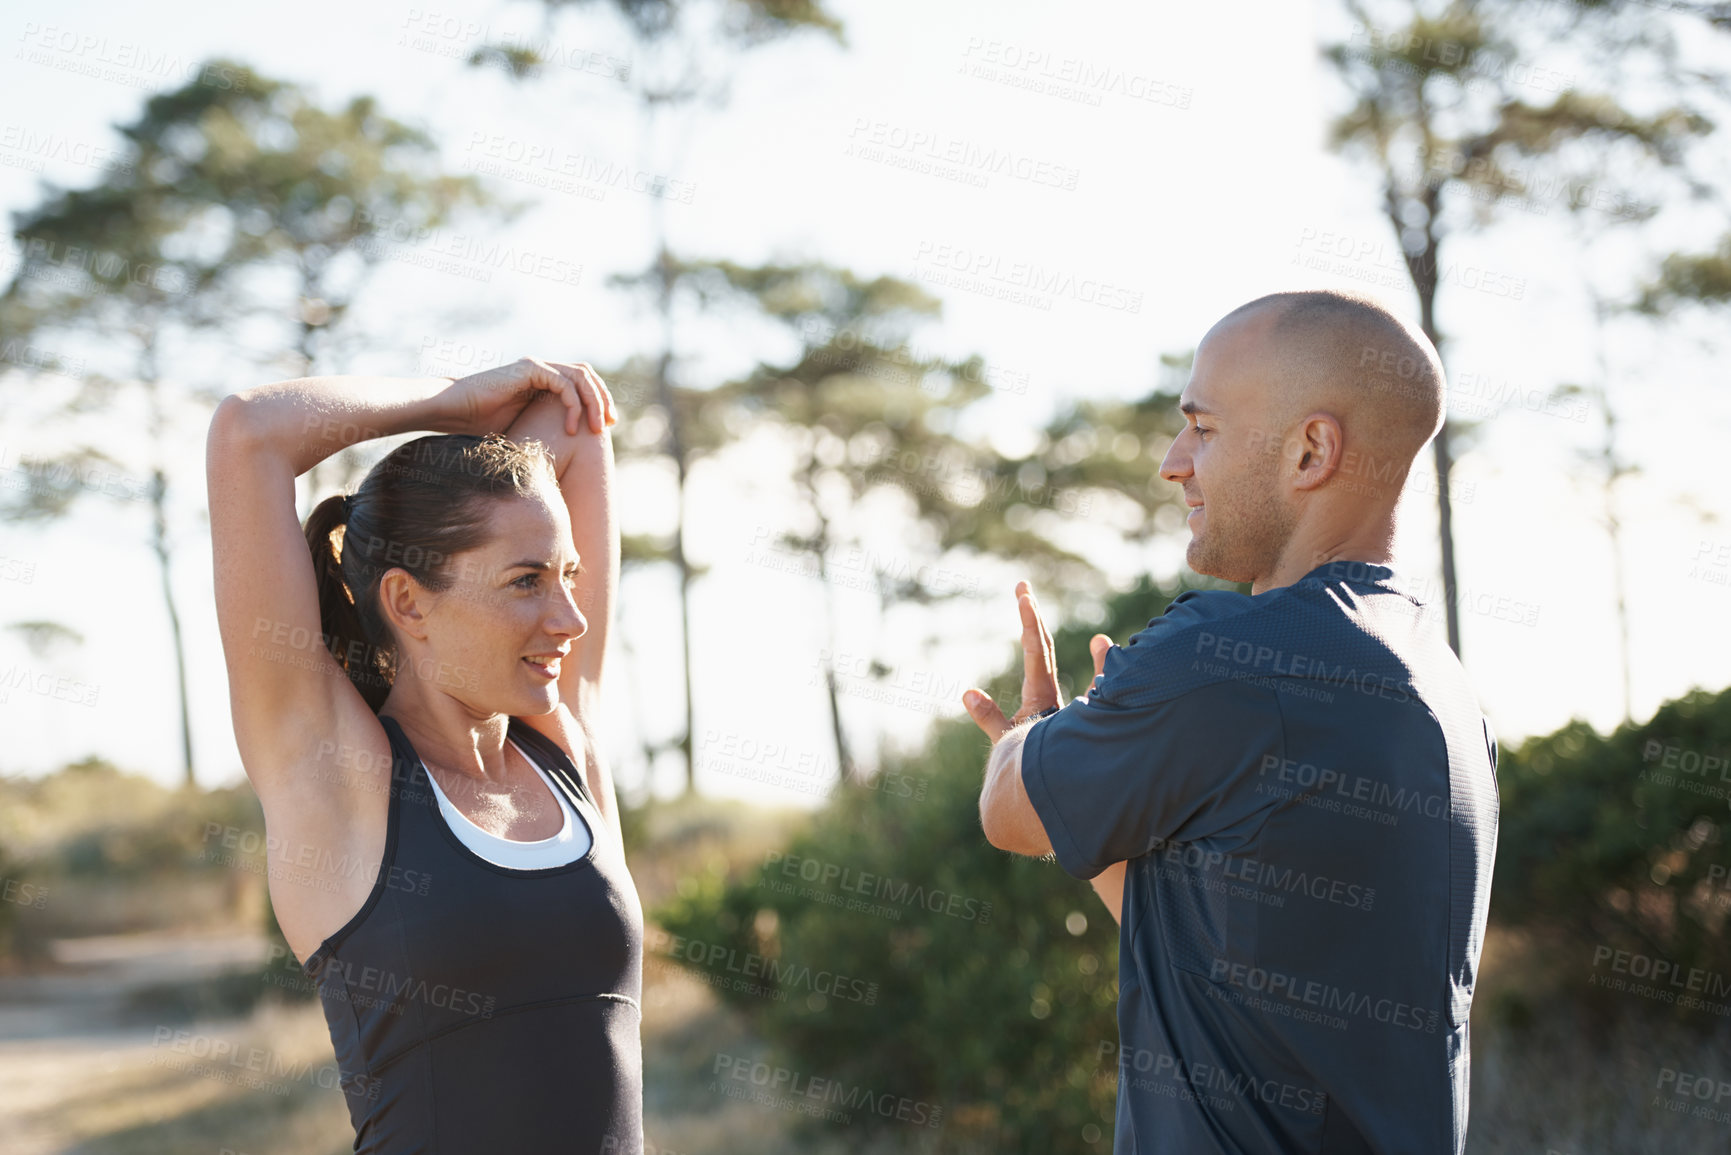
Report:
206,377,457,791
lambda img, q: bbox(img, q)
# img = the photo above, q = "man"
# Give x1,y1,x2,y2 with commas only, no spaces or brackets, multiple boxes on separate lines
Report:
963,289,1498,1153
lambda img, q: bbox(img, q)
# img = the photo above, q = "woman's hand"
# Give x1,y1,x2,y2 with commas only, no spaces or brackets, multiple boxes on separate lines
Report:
439,358,618,437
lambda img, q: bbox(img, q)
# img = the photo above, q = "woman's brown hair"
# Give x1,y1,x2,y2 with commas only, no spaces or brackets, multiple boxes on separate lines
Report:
303,433,558,713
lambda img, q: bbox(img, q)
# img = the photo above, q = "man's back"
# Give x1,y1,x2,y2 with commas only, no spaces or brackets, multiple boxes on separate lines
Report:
1021,560,1499,1152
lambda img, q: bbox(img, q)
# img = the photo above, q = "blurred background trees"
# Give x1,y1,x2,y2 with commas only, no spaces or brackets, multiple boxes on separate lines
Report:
2,0,1730,1151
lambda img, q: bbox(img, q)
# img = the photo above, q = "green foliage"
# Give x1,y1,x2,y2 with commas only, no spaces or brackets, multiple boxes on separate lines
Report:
656,720,1120,1152
1492,685,1731,989
651,575,1227,1152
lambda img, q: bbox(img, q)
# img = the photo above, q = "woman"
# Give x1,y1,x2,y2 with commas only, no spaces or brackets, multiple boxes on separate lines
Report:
206,358,642,1154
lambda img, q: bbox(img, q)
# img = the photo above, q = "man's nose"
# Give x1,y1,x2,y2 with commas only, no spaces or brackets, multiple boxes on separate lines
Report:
1159,437,1191,484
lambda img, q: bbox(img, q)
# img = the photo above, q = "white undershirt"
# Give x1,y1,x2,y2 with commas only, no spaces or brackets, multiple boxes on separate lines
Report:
422,737,593,868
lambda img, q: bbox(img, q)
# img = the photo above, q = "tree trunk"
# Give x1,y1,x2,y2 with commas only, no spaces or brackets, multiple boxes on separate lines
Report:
149,466,196,788
139,335,199,789
1391,182,1463,658
653,248,700,795
807,483,855,782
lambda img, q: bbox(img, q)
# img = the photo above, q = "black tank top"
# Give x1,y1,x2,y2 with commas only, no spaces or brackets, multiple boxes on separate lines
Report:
300,713,644,1154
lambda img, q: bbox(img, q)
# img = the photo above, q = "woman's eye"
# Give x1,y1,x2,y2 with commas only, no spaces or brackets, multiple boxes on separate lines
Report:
514,574,539,589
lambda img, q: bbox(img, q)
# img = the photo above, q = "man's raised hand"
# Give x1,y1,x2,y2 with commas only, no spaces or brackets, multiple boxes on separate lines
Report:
962,579,1117,744
963,581,1059,742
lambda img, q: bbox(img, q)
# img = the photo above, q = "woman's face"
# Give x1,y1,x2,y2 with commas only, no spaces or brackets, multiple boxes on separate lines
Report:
386,487,588,716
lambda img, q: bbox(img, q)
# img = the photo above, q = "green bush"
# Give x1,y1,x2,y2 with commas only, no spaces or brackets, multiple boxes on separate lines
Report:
655,720,1121,1152
1491,684,1731,1001
652,575,1207,1152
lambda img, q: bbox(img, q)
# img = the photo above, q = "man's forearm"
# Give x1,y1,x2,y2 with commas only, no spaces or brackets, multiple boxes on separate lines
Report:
222,374,458,475
979,721,1054,857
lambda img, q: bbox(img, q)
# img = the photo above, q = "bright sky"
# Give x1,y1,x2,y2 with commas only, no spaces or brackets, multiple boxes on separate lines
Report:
1,0,1727,803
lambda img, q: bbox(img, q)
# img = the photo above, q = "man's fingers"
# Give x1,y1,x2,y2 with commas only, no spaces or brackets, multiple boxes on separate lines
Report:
1090,634,1112,679
1016,581,1060,715
963,689,1009,742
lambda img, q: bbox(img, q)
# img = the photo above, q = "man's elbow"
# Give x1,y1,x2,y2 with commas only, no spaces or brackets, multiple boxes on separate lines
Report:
979,796,1045,857
979,801,1012,852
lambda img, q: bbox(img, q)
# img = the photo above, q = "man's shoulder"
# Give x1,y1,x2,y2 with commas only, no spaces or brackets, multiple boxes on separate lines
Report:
1093,589,1272,708
1121,585,1292,654
1099,579,1377,709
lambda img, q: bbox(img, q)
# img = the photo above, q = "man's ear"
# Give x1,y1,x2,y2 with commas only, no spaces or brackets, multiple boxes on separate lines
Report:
377,568,431,641
1293,413,1343,491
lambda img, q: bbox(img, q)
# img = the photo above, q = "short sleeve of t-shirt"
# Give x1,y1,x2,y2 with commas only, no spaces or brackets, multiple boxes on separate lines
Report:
1020,590,1283,880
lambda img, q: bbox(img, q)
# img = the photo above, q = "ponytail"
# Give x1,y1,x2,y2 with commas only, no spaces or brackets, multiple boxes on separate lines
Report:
305,490,393,713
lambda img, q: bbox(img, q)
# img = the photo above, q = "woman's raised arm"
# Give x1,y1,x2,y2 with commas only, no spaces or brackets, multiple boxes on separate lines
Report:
207,362,603,792
206,374,463,791
501,382,618,705
501,370,622,842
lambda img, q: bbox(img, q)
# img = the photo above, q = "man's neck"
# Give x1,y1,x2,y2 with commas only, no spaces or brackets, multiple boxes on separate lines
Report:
1252,522,1397,596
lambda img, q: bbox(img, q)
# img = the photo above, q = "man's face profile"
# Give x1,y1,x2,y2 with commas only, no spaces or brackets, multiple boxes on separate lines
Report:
1159,307,1296,585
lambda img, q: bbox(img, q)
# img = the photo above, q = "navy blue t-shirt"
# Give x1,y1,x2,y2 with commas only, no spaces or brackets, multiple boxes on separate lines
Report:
1022,560,1498,1154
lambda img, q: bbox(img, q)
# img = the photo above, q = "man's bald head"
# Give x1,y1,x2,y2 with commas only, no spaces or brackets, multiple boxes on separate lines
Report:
1161,289,1447,589
1221,289,1445,472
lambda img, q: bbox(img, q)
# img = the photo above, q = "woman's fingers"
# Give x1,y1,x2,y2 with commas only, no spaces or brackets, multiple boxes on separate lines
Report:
547,361,618,433
526,358,584,435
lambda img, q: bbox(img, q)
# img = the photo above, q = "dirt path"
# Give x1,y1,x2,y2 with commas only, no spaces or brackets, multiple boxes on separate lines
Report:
0,926,883,1155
